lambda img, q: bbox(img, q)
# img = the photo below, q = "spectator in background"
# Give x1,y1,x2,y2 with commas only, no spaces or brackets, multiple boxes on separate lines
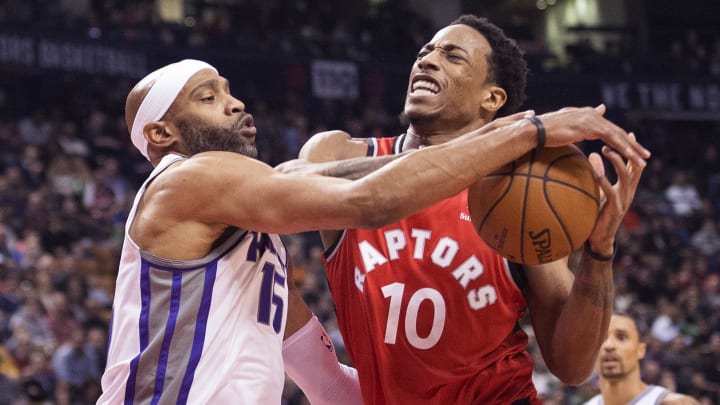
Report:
651,301,682,344
17,145,46,191
8,297,54,351
665,170,703,219
55,121,90,158
690,217,720,257
18,111,52,148
0,341,20,380
52,326,101,405
43,292,79,347
20,347,55,404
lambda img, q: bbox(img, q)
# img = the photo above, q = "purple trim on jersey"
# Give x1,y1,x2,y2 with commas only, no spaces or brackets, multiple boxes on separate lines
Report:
124,259,152,405
176,261,218,405
150,270,183,405
140,230,248,272
107,310,114,362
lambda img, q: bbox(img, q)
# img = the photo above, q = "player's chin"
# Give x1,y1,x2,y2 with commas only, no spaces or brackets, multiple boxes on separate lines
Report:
228,143,258,159
404,103,441,122
599,367,623,379
405,93,440,107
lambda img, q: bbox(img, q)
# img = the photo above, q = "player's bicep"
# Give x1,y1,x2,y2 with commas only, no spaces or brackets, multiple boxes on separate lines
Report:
299,130,367,162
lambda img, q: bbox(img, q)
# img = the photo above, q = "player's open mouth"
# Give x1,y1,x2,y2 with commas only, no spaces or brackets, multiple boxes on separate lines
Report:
410,76,440,96
240,114,255,128
236,114,257,138
600,355,620,366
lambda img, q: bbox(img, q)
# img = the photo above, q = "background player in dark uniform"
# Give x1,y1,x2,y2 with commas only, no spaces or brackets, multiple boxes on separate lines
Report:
281,15,648,404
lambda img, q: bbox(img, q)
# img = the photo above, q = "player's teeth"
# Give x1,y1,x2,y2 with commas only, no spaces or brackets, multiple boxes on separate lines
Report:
413,80,438,93
412,89,435,96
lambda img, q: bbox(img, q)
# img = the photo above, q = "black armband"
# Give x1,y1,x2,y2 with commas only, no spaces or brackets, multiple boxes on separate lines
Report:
584,241,615,262
525,115,546,148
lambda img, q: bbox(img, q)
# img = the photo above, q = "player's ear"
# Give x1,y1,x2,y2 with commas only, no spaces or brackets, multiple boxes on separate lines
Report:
145,121,176,148
637,342,647,360
480,85,507,114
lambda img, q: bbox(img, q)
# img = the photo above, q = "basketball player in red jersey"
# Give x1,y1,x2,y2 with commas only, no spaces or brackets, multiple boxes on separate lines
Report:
280,15,648,404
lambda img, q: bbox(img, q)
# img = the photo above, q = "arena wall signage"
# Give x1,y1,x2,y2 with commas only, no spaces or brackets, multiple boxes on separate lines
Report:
0,33,147,77
601,80,720,118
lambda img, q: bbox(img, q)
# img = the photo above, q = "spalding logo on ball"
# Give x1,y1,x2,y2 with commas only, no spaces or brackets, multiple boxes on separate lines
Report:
470,144,600,265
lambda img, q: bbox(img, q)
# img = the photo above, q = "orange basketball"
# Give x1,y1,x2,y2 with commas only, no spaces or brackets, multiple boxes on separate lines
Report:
470,145,600,265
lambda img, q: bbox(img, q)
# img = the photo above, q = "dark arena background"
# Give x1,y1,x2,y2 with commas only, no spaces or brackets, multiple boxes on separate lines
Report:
0,0,719,403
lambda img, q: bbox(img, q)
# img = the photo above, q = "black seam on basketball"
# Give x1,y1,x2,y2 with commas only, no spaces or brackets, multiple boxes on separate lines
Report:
545,179,599,203
542,176,574,251
542,153,593,251
478,159,520,231
478,167,517,233
519,150,536,263
544,153,600,204
528,174,599,203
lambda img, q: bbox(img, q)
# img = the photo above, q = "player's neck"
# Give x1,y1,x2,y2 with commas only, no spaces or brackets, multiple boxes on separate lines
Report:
600,375,647,405
403,120,487,151
402,128,455,150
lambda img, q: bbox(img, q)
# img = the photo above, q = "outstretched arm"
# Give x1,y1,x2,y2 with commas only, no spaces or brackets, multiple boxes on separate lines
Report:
275,112,538,179
519,138,646,384
152,106,648,237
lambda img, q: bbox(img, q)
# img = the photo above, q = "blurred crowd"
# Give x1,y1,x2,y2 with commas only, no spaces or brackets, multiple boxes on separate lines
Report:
3,0,720,76
0,0,432,64
0,1,719,405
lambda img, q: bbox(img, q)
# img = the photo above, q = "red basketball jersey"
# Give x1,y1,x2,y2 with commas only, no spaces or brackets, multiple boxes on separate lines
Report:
322,135,539,404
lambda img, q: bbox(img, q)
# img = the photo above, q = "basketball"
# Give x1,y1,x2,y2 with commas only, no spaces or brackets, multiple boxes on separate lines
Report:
470,145,600,265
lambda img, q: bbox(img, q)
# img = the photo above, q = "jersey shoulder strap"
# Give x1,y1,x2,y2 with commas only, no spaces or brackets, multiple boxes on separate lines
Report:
365,134,404,157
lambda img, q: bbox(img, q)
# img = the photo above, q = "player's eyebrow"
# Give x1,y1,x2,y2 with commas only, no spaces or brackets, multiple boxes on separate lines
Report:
421,42,469,56
612,327,631,337
190,78,231,96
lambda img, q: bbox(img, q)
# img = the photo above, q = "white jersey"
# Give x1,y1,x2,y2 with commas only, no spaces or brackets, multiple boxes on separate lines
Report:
99,154,289,405
584,385,669,405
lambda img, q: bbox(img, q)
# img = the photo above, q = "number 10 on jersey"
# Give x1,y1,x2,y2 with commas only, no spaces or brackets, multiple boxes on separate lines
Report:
382,282,446,350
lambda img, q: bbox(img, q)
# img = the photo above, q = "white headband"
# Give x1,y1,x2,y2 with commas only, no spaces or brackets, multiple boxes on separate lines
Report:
130,59,218,160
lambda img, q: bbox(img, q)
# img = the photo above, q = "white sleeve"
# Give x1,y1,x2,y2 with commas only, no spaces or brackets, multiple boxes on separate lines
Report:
282,316,363,405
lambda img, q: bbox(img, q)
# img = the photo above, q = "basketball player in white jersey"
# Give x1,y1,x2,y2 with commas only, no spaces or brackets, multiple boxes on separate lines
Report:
583,314,699,405
98,59,649,404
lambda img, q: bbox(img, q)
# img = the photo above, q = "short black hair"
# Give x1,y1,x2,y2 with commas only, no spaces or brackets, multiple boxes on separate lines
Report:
449,15,528,117
613,311,646,337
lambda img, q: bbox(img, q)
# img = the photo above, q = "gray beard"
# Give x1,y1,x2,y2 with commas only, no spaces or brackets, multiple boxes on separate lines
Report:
176,117,258,159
